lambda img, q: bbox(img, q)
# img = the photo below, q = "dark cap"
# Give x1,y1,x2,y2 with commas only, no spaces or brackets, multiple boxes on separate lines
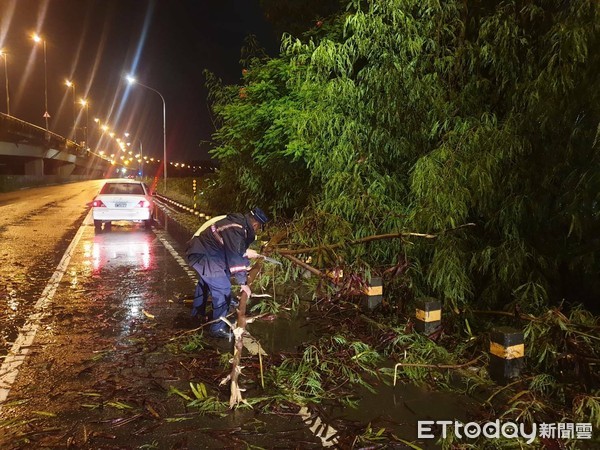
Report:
250,207,269,225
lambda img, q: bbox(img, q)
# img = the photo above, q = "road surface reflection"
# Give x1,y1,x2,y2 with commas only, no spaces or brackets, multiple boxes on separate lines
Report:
83,230,153,273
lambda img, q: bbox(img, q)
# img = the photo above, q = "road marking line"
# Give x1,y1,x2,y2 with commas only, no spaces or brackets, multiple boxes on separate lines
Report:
0,212,90,409
298,406,339,447
153,229,197,279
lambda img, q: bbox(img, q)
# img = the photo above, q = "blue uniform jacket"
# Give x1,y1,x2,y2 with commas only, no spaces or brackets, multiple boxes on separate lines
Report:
186,213,256,284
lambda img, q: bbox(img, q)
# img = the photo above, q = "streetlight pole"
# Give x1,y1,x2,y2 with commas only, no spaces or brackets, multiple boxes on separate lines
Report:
32,34,49,130
126,75,167,192
79,98,89,148
139,140,143,178
0,50,10,116
65,80,76,141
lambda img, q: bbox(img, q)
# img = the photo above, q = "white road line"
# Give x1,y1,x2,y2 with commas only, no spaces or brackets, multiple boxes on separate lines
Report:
298,406,339,447
0,212,91,409
153,228,197,279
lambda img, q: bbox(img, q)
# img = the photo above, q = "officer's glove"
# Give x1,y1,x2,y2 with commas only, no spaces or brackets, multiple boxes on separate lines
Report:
240,284,252,298
244,249,259,259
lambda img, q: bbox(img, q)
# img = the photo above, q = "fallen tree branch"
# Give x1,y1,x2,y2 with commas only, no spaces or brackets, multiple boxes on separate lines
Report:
227,231,287,408
279,253,331,280
393,356,482,386
472,310,600,334
274,223,476,255
472,310,540,322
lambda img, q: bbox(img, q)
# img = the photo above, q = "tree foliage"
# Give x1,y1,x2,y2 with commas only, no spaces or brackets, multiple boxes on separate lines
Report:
205,0,600,311
206,42,316,217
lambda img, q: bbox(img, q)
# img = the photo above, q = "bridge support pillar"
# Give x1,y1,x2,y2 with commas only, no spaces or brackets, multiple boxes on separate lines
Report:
56,163,75,176
24,158,44,176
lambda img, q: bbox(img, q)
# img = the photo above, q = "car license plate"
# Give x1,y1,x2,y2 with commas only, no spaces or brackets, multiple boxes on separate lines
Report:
115,202,127,208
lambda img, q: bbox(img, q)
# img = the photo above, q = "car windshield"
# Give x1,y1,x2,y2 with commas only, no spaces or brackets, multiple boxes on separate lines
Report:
100,183,145,195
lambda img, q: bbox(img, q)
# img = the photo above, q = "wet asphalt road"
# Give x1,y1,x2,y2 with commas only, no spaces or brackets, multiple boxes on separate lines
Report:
0,181,325,449
0,181,103,353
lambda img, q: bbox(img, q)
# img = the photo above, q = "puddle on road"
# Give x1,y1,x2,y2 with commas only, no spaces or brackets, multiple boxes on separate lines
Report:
249,312,317,353
84,228,154,272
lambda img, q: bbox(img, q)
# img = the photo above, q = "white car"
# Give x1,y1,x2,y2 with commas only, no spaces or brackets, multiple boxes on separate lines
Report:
90,179,155,231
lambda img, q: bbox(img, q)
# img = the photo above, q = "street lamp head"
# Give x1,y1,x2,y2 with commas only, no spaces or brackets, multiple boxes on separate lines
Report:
32,33,43,43
79,98,88,107
123,74,166,189
65,80,73,88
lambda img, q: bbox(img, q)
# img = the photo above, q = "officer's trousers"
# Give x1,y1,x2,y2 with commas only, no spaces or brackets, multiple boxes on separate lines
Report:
190,266,232,333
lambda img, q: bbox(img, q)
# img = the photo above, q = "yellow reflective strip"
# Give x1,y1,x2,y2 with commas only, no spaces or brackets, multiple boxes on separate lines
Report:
365,285,382,296
193,215,226,236
415,309,441,322
490,342,524,359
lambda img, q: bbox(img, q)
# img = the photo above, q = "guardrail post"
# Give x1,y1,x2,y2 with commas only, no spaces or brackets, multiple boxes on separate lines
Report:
414,298,441,334
488,327,524,384
362,276,383,310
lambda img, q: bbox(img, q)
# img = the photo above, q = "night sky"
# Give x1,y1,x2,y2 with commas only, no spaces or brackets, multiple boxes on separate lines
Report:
0,0,279,162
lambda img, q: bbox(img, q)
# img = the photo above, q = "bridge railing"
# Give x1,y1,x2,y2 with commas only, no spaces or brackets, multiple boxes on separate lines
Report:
0,112,87,157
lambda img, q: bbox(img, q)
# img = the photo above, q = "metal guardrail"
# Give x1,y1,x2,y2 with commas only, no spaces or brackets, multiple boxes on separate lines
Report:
154,193,213,219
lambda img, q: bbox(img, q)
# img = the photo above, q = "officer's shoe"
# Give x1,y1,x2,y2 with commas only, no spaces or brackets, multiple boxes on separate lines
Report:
209,329,232,340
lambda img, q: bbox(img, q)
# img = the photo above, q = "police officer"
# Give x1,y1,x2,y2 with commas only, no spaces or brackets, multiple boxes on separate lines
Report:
185,208,269,338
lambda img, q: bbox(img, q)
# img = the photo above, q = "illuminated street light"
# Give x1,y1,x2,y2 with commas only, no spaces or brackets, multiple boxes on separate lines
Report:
126,75,167,191
32,33,49,130
0,49,10,115
79,98,89,148
65,80,76,140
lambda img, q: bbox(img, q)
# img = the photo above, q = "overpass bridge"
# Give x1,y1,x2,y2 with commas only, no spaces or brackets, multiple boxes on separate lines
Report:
0,113,118,180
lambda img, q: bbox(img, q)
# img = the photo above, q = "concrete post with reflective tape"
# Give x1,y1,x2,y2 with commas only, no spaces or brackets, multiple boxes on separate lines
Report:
415,298,441,334
489,327,525,384
362,277,382,310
